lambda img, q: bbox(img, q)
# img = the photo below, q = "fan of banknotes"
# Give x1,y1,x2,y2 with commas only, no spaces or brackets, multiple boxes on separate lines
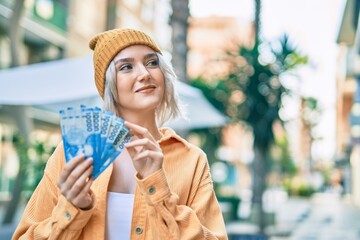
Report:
59,105,132,179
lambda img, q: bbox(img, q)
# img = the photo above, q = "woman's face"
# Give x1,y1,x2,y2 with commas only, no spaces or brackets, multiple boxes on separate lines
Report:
113,45,165,114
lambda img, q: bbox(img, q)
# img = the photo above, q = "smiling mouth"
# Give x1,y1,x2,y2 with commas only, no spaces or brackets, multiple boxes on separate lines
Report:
135,85,156,93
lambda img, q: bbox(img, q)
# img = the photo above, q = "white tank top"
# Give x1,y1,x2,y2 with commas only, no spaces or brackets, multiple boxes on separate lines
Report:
105,192,135,240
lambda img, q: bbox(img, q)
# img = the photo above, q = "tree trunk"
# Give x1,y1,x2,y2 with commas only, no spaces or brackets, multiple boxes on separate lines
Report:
170,0,189,82
105,0,117,30
9,0,25,67
251,146,267,233
254,0,261,46
250,0,267,233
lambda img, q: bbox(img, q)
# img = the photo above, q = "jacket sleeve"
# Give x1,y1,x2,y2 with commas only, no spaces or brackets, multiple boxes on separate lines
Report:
136,152,228,240
12,144,95,240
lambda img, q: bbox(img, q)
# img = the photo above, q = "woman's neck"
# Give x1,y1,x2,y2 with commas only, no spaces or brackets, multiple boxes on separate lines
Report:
118,110,162,141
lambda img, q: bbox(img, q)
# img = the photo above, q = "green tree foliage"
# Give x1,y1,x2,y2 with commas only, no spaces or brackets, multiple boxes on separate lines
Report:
22,140,56,200
2,133,56,224
192,35,307,148
2,133,27,224
271,134,297,177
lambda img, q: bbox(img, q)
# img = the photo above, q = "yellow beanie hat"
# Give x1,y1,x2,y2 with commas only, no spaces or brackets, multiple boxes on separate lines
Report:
89,28,162,98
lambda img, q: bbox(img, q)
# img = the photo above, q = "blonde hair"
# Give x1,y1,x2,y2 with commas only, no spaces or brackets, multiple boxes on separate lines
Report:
103,53,182,126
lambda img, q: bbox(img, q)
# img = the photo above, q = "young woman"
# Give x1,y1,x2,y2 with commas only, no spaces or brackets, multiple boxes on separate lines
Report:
13,28,227,239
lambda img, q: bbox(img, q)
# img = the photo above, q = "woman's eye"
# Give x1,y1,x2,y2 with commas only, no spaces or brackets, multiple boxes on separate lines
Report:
147,59,159,67
119,64,132,71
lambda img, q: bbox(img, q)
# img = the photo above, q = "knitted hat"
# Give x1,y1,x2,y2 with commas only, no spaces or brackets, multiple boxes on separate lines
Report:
89,28,162,98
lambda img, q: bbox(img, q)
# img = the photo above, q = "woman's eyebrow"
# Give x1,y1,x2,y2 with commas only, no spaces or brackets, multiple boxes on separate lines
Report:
144,53,158,60
114,53,157,65
114,57,134,65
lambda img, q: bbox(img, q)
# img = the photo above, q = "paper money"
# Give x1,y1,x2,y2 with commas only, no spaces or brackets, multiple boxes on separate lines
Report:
59,107,92,161
59,105,132,179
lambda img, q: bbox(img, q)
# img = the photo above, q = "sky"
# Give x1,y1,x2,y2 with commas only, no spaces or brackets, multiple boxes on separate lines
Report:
190,0,347,161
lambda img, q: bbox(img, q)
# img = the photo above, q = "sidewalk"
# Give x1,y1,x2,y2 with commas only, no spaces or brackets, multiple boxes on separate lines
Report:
267,196,311,238
289,193,360,240
226,196,311,239
227,192,360,240
0,200,24,240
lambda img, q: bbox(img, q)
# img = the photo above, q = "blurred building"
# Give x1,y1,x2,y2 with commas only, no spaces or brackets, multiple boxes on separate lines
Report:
0,0,165,65
336,0,360,206
187,16,253,80
0,0,167,207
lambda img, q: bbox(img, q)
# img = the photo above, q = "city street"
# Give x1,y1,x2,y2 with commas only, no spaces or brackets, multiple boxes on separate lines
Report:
289,193,360,240
227,192,360,240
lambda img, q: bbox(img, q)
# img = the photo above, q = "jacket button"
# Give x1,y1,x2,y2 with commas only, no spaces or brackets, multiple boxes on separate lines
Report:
65,211,71,221
148,186,155,195
135,226,143,234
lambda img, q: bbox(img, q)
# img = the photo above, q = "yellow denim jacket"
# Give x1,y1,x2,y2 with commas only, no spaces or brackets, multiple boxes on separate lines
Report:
13,128,228,239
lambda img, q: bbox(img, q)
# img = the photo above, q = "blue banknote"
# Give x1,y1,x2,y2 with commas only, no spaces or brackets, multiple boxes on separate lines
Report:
97,134,132,179
81,106,101,175
60,107,93,161
101,117,124,161
59,105,132,179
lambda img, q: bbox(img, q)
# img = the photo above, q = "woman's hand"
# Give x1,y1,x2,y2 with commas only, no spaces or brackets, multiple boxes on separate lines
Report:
57,154,94,209
124,121,163,179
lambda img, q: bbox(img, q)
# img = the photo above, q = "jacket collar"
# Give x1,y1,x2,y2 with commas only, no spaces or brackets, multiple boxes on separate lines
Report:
158,127,190,149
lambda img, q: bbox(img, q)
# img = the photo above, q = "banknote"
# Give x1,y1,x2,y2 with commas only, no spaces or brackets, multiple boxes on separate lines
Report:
101,117,125,161
97,134,132,179
59,105,132,179
96,122,132,179
60,107,92,161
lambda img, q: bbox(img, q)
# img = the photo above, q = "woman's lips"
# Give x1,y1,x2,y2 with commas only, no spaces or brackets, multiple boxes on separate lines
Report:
135,85,156,93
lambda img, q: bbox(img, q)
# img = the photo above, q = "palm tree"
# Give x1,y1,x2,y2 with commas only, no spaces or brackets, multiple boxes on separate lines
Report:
192,21,307,238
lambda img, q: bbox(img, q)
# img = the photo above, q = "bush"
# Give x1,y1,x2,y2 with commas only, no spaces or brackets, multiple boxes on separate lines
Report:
282,178,315,197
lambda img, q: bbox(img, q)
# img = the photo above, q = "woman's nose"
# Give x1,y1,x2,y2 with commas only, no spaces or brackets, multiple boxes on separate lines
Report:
137,65,150,82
